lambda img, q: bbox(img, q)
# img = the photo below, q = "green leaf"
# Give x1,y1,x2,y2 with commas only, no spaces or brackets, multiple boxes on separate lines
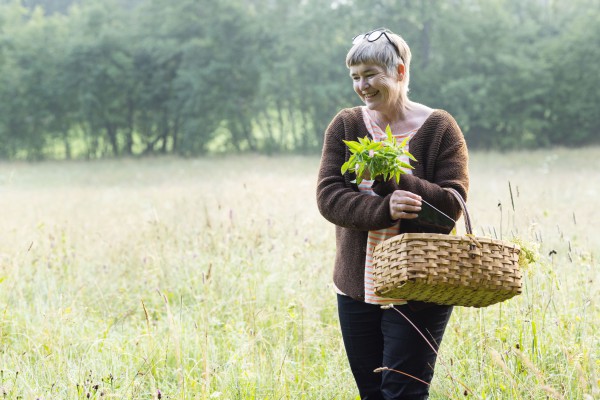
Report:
343,140,362,153
341,161,350,174
358,163,366,180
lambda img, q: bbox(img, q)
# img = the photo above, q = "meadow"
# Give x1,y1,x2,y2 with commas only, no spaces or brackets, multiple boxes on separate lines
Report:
0,148,598,399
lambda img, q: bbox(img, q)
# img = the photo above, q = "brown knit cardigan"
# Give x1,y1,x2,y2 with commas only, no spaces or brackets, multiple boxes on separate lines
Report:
316,107,469,301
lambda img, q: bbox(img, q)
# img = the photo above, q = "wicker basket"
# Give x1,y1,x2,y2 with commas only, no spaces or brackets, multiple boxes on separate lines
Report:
372,188,522,307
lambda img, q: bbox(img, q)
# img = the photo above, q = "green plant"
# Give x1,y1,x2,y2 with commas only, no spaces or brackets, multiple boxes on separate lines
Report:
510,236,541,269
341,125,416,184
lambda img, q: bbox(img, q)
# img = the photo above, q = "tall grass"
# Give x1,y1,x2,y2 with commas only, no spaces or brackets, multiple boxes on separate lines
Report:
0,149,598,399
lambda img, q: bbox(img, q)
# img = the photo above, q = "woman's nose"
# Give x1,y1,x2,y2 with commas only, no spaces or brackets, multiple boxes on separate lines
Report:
358,78,369,90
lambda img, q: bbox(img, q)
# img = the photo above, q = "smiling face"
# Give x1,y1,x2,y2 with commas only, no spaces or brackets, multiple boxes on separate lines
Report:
350,63,402,114
346,30,412,117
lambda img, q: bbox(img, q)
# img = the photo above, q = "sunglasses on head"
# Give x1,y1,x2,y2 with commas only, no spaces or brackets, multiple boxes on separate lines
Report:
352,28,404,64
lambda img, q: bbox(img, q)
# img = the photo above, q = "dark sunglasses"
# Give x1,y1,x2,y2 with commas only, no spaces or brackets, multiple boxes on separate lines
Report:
352,28,404,64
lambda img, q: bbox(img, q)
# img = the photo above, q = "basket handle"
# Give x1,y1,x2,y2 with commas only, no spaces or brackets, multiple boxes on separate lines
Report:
443,187,472,235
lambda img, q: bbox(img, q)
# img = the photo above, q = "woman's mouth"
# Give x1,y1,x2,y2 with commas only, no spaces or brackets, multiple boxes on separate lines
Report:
363,91,378,99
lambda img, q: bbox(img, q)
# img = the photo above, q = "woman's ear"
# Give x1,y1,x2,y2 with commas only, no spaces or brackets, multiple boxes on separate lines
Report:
397,64,405,81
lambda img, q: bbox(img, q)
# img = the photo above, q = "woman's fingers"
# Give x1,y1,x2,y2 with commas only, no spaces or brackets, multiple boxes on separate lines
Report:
389,190,422,220
391,206,420,220
394,202,421,213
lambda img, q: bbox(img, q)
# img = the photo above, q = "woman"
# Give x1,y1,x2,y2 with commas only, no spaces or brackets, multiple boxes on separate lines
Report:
316,28,469,399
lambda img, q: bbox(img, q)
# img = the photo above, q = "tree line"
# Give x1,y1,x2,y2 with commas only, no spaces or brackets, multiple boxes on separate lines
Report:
0,0,598,159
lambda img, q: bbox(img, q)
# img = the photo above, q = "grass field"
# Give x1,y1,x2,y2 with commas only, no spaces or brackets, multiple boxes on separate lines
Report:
0,148,598,399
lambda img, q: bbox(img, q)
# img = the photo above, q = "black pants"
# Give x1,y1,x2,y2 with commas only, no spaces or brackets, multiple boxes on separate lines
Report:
337,294,453,400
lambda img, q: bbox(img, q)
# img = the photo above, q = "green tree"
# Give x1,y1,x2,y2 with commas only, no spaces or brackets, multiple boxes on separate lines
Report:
0,0,599,159
0,3,74,159
63,1,133,157
543,0,600,146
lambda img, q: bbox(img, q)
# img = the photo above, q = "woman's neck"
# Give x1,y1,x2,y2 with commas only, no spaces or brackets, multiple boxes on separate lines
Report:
368,100,412,128
368,101,432,133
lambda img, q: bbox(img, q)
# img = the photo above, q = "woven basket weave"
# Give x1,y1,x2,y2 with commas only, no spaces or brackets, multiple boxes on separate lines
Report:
372,188,522,307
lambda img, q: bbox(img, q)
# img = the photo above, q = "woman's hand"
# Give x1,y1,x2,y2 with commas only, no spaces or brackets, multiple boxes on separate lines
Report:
389,190,421,220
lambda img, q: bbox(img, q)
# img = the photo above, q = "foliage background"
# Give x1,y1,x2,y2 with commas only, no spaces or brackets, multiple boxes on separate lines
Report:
1,0,599,159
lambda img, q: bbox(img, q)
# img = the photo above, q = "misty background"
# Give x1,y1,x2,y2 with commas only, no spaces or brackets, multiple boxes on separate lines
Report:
1,0,599,160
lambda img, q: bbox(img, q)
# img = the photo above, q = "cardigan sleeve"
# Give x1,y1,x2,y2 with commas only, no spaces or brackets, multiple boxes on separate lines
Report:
371,111,469,222
397,139,468,221
316,110,398,231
